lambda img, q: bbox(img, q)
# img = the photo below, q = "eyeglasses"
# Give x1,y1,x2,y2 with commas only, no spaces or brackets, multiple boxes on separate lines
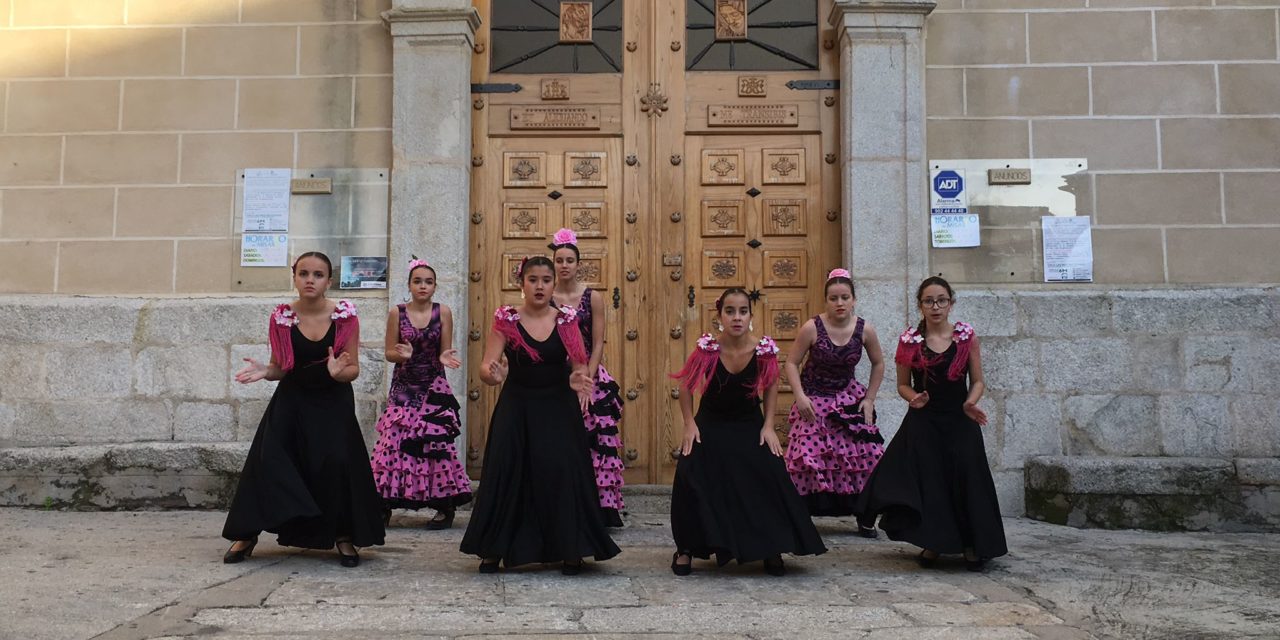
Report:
921,298,951,309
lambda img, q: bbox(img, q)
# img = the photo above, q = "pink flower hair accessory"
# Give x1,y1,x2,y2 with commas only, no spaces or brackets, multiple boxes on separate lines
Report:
552,228,578,247
407,256,431,273
827,268,852,280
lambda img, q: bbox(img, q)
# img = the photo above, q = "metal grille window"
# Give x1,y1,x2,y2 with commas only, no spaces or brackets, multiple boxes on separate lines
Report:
685,0,818,71
490,0,624,73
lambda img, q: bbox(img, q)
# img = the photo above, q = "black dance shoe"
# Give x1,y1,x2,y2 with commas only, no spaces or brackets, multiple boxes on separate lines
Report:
426,508,455,531
916,550,939,569
382,507,392,527
671,551,692,577
763,555,786,577
478,558,501,574
857,525,879,539
337,542,360,568
561,559,584,576
965,557,988,572
222,538,257,564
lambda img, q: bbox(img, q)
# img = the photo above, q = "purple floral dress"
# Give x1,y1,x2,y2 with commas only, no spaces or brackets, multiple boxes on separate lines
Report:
784,316,884,516
370,303,472,510
576,288,626,526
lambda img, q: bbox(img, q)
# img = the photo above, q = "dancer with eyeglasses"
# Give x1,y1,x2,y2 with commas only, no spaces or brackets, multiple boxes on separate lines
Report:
783,269,886,537
857,276,1007,571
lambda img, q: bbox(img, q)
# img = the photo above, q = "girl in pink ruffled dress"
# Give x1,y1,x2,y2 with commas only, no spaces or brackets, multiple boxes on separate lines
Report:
783,268,886,537
370,257,473,529
549,228,627,528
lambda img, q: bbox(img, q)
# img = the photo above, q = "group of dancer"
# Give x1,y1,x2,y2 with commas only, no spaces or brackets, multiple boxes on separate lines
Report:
219,228,1008,575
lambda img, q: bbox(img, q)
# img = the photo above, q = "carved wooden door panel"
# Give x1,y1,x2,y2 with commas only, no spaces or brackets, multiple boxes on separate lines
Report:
469,0,838,484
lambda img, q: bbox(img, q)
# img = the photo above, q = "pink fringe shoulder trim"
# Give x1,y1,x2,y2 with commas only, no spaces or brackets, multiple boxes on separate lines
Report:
492,305,539,362
670,333,720,394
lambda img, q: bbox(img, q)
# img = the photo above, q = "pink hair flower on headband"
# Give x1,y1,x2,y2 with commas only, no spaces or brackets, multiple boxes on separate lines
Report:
407,257,430,272
552,228,578,247
827,268,852,280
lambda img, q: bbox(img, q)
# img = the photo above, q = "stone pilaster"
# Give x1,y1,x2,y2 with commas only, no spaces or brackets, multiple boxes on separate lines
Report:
385,0,480,437
830,0,935,335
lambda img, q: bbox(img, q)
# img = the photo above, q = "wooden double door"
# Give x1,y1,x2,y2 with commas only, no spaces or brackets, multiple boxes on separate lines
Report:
467,0,842,483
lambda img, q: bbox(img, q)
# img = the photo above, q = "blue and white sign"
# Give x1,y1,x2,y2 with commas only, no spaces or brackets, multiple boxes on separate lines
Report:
930,168,968,214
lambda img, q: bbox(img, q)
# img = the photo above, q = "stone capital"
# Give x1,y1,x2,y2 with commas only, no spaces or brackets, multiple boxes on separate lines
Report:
384,0,481,40
828,0,935,37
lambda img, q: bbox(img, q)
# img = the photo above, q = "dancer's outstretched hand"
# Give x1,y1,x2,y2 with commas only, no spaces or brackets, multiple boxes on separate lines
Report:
327,347,353,379
908,391,930,409
488,354,509,384
681,423,702,457
963,400,988,426
234,358,268,384
760,426,783,457
439,348,461,369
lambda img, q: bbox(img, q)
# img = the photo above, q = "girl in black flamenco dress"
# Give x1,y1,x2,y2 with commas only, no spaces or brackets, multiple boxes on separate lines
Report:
460,256,621,575
222,251,386,568
669,288,827,577
858,276,1007,571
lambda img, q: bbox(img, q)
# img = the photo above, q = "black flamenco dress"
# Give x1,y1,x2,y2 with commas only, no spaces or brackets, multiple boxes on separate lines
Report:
460,324,621,567
671,352,827,565
222,322,386,549
858,337,1007,559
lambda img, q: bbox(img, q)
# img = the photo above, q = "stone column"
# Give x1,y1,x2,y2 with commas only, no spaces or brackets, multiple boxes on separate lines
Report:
385,0,480,435
830,0,935,435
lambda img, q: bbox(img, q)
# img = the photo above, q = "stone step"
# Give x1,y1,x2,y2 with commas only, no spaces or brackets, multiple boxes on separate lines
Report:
1025,455,1280,532
0,443,677,512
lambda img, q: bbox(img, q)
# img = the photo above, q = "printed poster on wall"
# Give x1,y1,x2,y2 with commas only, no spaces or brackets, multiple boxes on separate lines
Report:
340,256,388,289
242,168,292,232
240,233,289,267
1042,216,1094,282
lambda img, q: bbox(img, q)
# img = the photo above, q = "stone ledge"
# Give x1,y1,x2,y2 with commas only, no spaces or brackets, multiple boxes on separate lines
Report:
0,443,249,510
1025,455,1279,532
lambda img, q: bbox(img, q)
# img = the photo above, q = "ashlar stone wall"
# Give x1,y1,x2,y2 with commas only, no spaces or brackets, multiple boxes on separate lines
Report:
0,296,388,449
0,0,394,295
926,1,1280,285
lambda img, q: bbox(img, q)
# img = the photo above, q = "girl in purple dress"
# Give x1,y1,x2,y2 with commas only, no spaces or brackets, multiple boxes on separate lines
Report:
783,268,886,536
549,228,626,527
370,257,472,529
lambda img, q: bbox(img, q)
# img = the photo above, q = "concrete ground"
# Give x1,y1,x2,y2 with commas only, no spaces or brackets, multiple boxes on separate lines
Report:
2,509,1278,640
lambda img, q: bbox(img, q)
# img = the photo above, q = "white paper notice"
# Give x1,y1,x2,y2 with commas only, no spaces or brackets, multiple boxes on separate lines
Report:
1042,216,1093,282
241,233,289,267
931,213,981,248
242,168,291,232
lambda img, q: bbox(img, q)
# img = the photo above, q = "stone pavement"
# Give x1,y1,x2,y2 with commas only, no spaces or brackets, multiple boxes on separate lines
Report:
2,509,1278,640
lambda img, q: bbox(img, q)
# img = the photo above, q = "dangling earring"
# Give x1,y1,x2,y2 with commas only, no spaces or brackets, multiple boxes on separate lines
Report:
749,320,754,332
520,290,526,301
